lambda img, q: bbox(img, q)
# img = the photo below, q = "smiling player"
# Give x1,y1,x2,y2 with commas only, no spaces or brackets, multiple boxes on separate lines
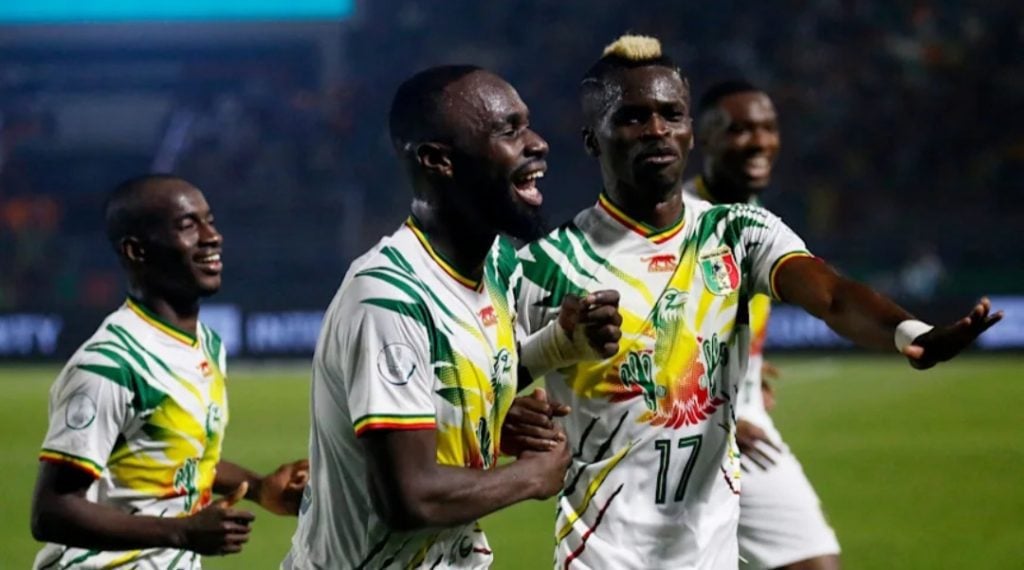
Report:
31,175,309,570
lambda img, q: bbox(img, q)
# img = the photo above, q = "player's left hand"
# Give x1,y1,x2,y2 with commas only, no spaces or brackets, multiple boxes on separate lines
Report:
903,297,1003,370
256,459,309,516
500,388,571,457
558,290,622,358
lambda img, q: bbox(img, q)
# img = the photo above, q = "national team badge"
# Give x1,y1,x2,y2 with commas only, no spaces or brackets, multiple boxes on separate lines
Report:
699,246,740,296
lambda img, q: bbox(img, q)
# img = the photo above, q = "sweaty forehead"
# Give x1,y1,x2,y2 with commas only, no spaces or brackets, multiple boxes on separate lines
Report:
719,92,775,123
613,66,687,105
443,71,526,131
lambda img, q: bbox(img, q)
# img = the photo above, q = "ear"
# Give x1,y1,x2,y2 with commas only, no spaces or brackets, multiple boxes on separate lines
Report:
582,128,600,158
415,142,453,179
121,236,145,264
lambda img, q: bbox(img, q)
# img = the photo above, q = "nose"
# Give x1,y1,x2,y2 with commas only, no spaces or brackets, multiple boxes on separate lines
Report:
200,221,222,247
524,129,549,158
750,126,775,150
641,115,669,139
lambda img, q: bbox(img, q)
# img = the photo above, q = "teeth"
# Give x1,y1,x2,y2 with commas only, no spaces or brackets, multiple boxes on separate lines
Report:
200,254,221,263
523,171,544,181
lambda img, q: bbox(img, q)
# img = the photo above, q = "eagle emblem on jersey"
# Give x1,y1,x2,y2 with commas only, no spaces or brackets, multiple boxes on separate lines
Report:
699,246,740,296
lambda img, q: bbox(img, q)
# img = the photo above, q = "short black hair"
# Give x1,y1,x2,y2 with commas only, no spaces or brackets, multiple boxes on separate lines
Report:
580,36,684,125
388,65,484,153
696,79,761,120
104,173,185,249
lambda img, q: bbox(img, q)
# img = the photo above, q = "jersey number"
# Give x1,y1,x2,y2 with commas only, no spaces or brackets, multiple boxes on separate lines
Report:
654,436,702,504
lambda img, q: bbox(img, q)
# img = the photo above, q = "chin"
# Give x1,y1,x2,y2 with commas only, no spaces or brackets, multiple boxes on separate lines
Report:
499,209,546,242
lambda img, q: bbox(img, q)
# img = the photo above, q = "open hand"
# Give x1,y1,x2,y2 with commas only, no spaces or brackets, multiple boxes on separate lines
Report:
903,297,1002,369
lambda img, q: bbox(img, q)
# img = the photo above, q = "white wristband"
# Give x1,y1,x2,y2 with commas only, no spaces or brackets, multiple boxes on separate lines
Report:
894,319,934,353
519,319,594,378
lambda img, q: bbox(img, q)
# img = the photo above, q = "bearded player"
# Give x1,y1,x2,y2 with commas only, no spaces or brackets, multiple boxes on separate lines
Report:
31,175,309,570
683,80,840,570
510,35,1001,569
284,65,620,569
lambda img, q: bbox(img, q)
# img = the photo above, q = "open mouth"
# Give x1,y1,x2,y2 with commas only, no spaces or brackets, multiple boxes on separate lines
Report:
512,166,545,207
195,252,223,274
744,155,772,179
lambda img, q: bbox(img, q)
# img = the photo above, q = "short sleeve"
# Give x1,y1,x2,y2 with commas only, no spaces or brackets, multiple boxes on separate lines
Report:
740,207,815,300
39,362,133,479
341,300,437,437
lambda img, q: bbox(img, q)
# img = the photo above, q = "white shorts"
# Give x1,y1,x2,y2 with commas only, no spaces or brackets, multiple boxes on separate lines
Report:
738,446,840,569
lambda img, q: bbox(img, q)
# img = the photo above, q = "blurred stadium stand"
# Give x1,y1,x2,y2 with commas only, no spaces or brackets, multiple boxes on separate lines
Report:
0,0,1021,357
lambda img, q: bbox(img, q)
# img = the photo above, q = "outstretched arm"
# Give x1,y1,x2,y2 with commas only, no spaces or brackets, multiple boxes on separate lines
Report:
775,257,1001,368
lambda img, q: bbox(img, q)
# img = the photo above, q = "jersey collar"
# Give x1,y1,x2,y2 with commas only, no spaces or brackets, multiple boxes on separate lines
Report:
405,217,484,292
596,192,685,244
125,297,199,347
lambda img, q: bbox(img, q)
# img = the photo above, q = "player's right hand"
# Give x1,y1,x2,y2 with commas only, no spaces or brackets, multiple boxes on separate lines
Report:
500,388,571,456
736,420,780,471
519,423,571,499
558,290,623,358
179,482,255,555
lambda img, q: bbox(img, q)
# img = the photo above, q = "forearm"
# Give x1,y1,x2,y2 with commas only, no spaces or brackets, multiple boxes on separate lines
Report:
32,493,183,550
373,458,540,531
777,259,913,352
807,278,912,351
214,460,262,501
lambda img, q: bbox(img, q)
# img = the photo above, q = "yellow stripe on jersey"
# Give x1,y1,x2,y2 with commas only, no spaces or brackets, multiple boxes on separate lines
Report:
405,218,482,291
597,194,685,243
768,251,815,300
39,449,104,479
354,414,437,436
103,549,144,568
125,298,198,347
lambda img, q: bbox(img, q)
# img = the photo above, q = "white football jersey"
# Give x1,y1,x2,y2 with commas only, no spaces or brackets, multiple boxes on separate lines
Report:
518,192,812,569
35,299,228,570
285,219,521,569
683,177,776,435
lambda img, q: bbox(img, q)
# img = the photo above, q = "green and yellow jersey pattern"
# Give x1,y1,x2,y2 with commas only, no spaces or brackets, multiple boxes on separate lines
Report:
684,176,784,434
35,298,228,570
286,219,520,570
518,193,812,569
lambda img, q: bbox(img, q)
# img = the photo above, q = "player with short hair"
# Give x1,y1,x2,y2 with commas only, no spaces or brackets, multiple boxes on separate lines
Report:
685,79,840,570
283,65,620,569
510,35,1000,569
30,174,309,570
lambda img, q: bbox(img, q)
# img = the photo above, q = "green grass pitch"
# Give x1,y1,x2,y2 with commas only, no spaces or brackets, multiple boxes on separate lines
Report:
1,355,1021,569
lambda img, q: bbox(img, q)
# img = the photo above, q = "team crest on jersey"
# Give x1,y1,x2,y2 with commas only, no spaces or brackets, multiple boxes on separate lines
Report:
699,246,740,296
479,306,498,327
642,253,678,273
198,360,212,377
